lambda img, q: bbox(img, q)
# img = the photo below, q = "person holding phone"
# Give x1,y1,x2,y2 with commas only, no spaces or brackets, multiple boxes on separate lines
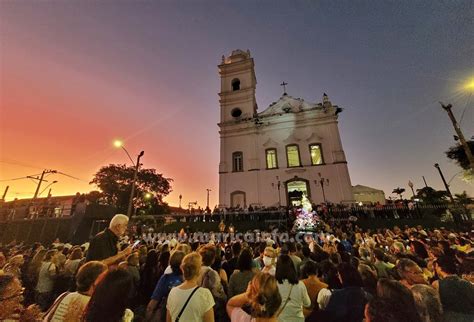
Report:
86,214,133,266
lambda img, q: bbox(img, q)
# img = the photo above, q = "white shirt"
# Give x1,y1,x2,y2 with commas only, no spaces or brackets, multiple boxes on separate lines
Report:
167,286,215,322
277,280,311,322
44,292,90,322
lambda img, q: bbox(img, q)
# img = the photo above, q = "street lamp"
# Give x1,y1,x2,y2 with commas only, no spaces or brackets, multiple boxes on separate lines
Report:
316,173,329,203
179,194,182,209
206,189,211,210
114,140,144,217
408,180,416,199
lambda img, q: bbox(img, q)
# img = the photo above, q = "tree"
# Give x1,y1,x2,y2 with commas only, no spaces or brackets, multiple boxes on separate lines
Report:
454,191,473,205
415,186,449,204
90,164,172,214
445,140,474,170
392,187,405,200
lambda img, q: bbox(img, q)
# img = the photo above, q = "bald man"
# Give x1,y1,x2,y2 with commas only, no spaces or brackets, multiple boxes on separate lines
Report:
86,214,132,266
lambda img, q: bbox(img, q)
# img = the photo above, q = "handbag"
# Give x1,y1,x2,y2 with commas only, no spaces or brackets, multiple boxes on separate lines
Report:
175,286,200,322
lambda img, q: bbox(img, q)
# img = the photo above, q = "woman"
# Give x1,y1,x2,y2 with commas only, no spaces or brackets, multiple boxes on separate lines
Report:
35,249,58,311
261,247,277,276
0,274,42,321
166,252,214,322
275,255,310,322
146,250,185,322
228,248,256,298
227,272,282,322
82,268,134,322
64,247,83,277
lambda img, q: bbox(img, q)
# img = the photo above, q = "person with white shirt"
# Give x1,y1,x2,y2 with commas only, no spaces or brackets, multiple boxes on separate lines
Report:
166,252,215,322
275,255,311,322
43,261,107,321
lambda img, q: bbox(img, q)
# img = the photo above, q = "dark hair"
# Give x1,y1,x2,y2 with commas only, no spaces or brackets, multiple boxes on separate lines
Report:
275,255,298,285
373,248,386,261
410,240,428,259
83,269,133,322
376,279,422,322
302,246,311,258
435,256,458,275
319,260,341,289
158,251,170,272
0,274,15,296
169,251,185,274
232,242,242,257
237,248,253,271
337,262,363,288
76,261,107,292
366,298,409,322
301,260,318,278
285,241,296,253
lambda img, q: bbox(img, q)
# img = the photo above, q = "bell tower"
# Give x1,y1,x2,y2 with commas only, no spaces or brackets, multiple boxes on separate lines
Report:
218,49,257,124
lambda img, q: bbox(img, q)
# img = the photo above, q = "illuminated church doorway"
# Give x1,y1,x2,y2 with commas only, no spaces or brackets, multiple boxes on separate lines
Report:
286,179,310,207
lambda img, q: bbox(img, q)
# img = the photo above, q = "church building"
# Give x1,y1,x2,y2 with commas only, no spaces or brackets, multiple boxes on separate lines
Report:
218,50,354,208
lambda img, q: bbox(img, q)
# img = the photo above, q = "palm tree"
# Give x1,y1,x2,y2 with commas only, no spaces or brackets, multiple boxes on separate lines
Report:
392,187,405,200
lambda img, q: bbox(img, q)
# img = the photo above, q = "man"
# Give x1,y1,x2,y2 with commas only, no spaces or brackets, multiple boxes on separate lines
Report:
373,249,394,278
43,261,107,321
222,242,241,278
396,258,427,288
86,214,132,266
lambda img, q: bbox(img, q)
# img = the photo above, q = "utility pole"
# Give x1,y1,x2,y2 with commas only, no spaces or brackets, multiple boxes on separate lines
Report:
32,170,57,199
127,151,144,217
440,102,474,171
1,186,9,201
206,189,211,210
434,163,455,203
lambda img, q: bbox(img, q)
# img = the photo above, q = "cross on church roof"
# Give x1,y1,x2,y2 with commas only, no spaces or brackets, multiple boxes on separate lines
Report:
280,81,288,95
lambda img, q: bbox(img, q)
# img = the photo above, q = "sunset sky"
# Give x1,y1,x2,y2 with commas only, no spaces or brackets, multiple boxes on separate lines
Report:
1,1,473,207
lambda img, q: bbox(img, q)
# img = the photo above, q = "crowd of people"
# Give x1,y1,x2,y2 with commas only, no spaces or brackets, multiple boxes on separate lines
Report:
0,213,473,321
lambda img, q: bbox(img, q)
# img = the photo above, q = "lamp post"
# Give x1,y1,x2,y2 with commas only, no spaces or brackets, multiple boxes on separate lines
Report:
179,194,182,209
114,140,144,217
408,180,416,199
434,163,455,203
276,176,281,207
316,173,329,203
206,189,211,210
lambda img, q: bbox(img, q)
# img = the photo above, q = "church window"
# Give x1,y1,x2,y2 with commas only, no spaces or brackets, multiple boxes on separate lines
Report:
286,145,301,167
231,108,242,118
232,152,243,172
266,149,278,169
231,78,241,91
309,144,324,165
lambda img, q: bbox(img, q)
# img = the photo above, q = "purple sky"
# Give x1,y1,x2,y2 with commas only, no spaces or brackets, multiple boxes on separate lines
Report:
1,1,473,206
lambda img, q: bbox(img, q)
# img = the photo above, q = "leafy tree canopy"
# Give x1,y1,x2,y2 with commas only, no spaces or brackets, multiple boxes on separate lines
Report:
415,186,449,204
445,140,474,170
90,164,172,214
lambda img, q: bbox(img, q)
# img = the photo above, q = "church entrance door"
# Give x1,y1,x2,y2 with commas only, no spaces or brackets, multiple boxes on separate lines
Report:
286,180,310,207
230,191,246,208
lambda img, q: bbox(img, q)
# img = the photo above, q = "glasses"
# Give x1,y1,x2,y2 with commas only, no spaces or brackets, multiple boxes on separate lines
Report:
0,287,25,302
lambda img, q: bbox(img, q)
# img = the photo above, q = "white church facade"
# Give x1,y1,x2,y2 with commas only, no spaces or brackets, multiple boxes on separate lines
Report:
218,50,354,208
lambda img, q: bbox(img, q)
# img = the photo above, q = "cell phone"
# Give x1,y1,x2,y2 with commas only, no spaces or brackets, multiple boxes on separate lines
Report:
132,240,140,249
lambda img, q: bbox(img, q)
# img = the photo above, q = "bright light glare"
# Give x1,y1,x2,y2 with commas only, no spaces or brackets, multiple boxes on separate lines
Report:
144,193,152,199
113,140,123,148
464,79,474,92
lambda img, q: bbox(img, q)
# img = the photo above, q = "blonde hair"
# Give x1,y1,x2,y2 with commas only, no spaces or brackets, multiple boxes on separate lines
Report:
264,247,277,258
181,252,202,280
109,214,128,229
249,273,282,318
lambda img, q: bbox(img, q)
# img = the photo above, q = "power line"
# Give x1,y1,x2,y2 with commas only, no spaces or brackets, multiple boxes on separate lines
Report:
459,93,472,126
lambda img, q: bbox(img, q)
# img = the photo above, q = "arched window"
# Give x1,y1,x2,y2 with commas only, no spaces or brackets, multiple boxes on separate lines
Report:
231,78,241,91
286,145,301,167
232,152,243,172
266,148,278,169
309,144,324,165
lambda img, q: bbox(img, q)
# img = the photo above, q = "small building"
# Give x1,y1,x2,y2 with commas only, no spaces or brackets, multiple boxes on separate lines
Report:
352,185,386,205
218,50,354,208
